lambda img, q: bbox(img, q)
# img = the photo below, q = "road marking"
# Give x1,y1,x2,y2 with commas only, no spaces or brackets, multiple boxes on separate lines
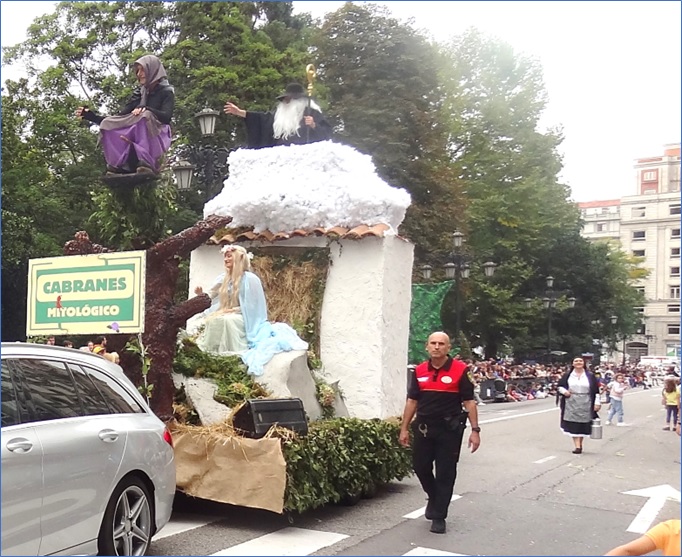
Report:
404,548,468,556
478,389,652,427
646,415,653,418
622,484,682,534
403,495,462,519
480,406,558,425
210,527,348,556
154,515,219,540
533,456,557,464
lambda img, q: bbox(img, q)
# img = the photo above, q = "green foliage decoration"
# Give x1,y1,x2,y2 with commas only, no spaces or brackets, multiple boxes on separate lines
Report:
89,175,178,250
314,379,337,419
172,338,270,407
280,418,412,513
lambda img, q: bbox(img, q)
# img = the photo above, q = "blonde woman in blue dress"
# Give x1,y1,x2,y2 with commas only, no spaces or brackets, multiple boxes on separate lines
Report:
194,245,307,375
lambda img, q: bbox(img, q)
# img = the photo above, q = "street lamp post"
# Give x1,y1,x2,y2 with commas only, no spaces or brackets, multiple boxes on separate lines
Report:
442,230,496,338
172,108,230,201
610,315,619,365
524,276,575,363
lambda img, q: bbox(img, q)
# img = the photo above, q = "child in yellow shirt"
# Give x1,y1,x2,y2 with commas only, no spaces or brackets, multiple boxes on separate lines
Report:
605,519,681,556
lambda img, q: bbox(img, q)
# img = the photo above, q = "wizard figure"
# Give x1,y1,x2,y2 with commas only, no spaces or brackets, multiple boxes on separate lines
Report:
223,82,332,149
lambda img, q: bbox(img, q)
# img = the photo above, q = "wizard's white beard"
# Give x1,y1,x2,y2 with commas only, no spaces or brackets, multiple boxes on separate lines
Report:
272,98,321,140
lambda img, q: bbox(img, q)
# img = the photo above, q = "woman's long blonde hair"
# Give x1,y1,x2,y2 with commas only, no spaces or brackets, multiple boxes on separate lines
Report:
218,245,251,310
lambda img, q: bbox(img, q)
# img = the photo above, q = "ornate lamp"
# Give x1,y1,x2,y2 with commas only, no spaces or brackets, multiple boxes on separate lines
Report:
172,160,196,191
195,108,220,136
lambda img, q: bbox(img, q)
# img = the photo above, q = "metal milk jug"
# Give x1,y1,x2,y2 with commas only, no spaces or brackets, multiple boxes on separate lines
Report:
590,417,603,439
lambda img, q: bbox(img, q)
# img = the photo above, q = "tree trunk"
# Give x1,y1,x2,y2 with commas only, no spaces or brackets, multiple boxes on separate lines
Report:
484,338,498,360
63,215,232,420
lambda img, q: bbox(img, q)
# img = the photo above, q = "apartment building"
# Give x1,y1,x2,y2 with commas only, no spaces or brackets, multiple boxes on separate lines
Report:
579,143,681,363
579,199,621,242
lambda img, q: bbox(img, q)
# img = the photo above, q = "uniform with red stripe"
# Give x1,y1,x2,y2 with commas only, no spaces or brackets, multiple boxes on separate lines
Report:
409,357,474,419
399,332,481,535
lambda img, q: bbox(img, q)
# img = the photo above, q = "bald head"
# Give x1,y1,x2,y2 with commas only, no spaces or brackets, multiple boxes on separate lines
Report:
426,332,451,363
428,331,450,345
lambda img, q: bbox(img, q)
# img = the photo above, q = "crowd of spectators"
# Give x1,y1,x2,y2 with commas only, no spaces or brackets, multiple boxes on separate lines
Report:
468,358,680,404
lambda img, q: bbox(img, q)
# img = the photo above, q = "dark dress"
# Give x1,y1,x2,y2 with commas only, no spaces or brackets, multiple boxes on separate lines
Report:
243,107,332,149
557,369,599,436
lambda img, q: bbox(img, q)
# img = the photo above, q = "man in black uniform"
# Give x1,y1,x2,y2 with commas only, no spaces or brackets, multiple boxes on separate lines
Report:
399,331,481,534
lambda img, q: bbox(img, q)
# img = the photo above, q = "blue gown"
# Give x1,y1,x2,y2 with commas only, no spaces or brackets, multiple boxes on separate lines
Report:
200,271,308,376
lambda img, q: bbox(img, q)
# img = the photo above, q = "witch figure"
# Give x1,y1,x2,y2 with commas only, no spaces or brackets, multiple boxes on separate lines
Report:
76,54,174,176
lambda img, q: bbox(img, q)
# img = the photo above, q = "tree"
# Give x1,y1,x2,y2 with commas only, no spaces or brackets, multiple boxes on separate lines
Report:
430,29,646,359
432,30,579,356
1,81,100,340
1,1,313,340
311,3,465,257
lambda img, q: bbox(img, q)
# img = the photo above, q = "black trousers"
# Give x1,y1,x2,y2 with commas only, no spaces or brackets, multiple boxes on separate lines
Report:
411,418,465,520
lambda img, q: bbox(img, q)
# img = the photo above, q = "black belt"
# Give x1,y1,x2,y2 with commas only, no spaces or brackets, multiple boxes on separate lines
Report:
415,414,464,426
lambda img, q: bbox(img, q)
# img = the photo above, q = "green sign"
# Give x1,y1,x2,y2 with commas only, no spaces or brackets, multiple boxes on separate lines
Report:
27,251,146,336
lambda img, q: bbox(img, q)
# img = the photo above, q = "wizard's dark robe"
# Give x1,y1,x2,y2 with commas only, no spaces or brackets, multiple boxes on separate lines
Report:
243,107,332,149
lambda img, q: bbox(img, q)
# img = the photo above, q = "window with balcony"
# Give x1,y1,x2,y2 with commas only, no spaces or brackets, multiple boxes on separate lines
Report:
672,228,681,239
632,231,646,241
668,324,680,335
670,204,681,215
632,249,645,257
672,247,681,258
672,267,681,278
632,206,646,218
667,304,680,313
671,286,680,299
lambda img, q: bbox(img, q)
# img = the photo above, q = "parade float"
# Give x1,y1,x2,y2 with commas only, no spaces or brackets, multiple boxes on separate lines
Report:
171,136,416,513
33,65,418,514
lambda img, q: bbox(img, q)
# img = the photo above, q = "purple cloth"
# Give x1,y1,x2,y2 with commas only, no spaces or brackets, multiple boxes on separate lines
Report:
100,112,171,172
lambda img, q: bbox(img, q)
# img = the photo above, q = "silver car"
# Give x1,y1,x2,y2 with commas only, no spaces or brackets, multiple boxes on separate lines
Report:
1,343,175,556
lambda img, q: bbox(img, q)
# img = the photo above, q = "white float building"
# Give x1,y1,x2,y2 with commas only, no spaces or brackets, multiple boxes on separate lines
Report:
187,141,414,419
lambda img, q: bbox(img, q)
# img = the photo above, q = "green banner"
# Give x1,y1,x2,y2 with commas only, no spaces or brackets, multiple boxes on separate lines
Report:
27,251,146,336
408,281,454,364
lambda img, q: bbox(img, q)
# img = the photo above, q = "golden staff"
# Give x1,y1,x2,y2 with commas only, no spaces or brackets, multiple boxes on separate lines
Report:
305,64,317,144
306,64,317,97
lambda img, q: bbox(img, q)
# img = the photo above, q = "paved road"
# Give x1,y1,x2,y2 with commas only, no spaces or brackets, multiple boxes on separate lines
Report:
150,388,680,556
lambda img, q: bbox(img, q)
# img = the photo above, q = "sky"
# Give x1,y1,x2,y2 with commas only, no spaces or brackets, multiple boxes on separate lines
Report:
1,1,680,202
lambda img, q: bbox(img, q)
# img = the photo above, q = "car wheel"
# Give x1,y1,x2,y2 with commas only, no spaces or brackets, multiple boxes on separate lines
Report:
98,476,153,556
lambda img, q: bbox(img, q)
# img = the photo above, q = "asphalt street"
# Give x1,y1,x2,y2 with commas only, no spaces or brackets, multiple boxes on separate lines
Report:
150,388,681,556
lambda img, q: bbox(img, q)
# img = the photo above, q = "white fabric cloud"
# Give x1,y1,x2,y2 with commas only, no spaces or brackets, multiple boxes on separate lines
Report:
203,141,411,233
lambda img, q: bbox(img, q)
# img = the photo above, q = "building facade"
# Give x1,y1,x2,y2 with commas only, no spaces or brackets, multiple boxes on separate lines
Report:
579,143,681,363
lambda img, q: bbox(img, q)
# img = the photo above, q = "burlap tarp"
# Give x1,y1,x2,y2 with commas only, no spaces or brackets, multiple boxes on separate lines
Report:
173,431,287,514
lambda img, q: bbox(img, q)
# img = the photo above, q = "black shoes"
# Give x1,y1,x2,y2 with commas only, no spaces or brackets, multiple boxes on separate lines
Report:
430,519,446,534
425,499,434,520
106,164,127,174
572,447,583,454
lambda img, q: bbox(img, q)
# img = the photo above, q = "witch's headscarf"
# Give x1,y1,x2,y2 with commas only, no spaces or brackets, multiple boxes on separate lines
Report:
134,54,169,108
